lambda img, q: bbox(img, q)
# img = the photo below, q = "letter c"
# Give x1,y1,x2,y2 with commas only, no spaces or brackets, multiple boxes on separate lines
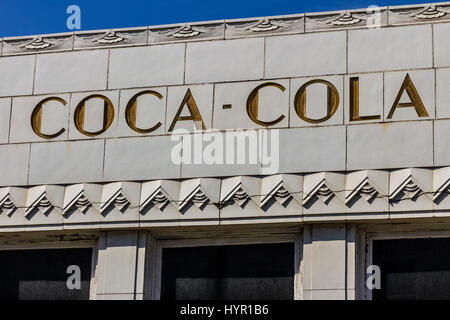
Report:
125,90,163,134
246,82,286,127
31,97,67,139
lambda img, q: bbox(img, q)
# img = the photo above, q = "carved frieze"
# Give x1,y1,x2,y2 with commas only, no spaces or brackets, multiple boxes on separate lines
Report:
389,168,433,202
225,15,304,38
389,4,450,25
178,178,220,211
0,168,449,228
63,184,102,218
260,174,302,208
140,180,179,212
24,185,64,219
149,22,224,43
3,3,450,56
303,172,345,206
305,7,388,31
74,28,147,49
100,182,140,215
2,34,73,55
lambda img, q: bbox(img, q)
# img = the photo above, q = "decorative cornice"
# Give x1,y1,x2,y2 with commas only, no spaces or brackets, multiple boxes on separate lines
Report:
100,182,140,215
2,34,73,55
389,3,450,25
140,180,179,212
149,22,224,43
220,176,259,207
345,170,388,205
22,36,52,49
73,28,147,49
24,185,64,218
1,168,450,228
63,184,102,216
260,174,302,207
178,178,220,211
1,2,450,56
303,172,345,205
389,168,433,201
225,16,304,37
433,167,450,201
305,9,385,32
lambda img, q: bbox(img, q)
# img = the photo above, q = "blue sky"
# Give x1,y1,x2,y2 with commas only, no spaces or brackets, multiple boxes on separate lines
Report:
0,0,446,37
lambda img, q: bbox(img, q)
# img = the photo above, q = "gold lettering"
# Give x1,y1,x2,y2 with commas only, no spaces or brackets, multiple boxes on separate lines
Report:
168,89,206,132
350,77,380,121
246,82,286,127
31,97,67,139
294,79,340,124
74,95,115,136
125,90,163,134
387,73,429,119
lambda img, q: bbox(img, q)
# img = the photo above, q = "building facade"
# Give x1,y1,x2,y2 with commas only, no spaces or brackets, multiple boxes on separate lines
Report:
2,2,450,300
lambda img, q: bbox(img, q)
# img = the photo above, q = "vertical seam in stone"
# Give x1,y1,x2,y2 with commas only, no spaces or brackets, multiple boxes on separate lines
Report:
341,75,344,126
432,119,435,167
263,37,267,79
133,232,140,300
106,49,111,90
179,135,183,178
386,6,390,26
67,93,72,139
433,62,436,166
211,83,215,129
382,72,385,120
345,30,348,75
345,122,348,171
344,224,348,300
431,24,435,69
343,73,347,170
116,90,121,137
7,97,12,143
183,42,187,85
32,54,37,95
103,233,108,295
310,225,313,293
387,168,391,217
163,87,168,133
102,138,107,182
303,13,306,33
223,20,226,40
26,143,31,185
288,78,291,128
218,176,222,223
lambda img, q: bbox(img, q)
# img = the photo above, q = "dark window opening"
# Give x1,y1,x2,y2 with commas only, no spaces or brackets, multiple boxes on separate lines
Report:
373,237,450,300
0,248,92,300
161,242,295,300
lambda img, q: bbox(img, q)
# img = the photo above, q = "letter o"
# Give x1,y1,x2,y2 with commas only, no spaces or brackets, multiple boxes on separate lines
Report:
294,79,340,124
74,95,115,136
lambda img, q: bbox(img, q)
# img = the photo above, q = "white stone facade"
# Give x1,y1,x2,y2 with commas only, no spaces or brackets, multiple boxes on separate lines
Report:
2,2,450,300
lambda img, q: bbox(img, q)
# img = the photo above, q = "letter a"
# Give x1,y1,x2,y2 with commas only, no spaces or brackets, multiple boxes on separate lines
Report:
168,89,206,132
66,265,81,290
66,5,81,30
387,73,429,119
